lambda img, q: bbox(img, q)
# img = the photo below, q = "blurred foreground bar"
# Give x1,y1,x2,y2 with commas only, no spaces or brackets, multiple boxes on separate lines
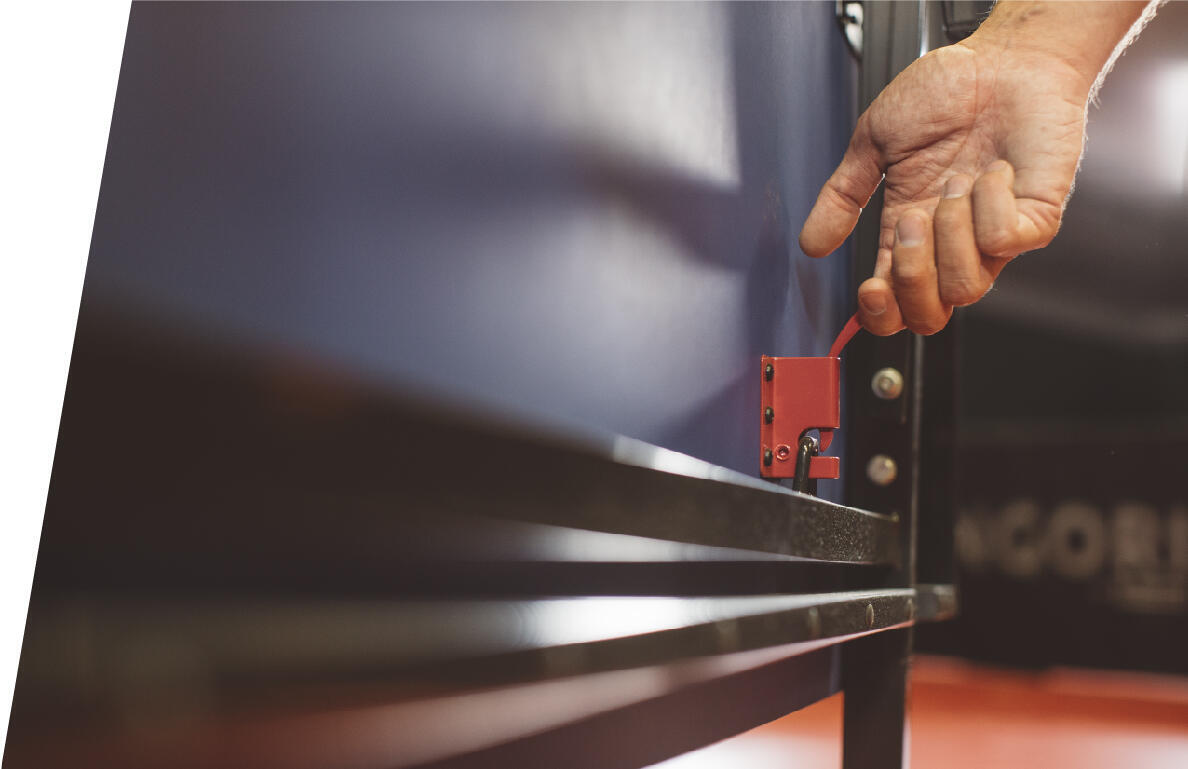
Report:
4,307,953,768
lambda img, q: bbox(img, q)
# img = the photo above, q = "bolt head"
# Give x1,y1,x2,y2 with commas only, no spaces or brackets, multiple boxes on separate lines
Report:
764,362,774,381
866,454,898,486
763,406,774,424
775,444,791,461
763,448,773,466
871,367,904,400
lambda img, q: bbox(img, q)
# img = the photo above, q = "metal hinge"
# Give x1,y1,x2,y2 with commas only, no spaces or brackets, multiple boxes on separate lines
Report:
760,315,862,494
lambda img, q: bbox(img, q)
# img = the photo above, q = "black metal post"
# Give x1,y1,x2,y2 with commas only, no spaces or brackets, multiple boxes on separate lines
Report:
841,2,930,767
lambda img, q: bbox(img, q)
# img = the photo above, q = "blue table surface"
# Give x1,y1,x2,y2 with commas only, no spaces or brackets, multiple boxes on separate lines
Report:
85,1,855,494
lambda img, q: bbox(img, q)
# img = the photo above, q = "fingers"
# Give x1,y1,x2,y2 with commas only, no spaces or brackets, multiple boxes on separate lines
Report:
800,115,885,258
857,178,980,336
934,174,990,306
857,248,905,336
854,158,1059,335
972,159,1059,258
891,209,951,335
972,160,1021,257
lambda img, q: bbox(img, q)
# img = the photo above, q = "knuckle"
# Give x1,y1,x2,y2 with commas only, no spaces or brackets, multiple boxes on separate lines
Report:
907,316,947,336
893,264,934,290
978,229,1017,258
829,171,872,213
935,194,972,220
1018,207,1063,252
827,182,864,215
852,110,876,147
933,209,965,233
940,276,985,306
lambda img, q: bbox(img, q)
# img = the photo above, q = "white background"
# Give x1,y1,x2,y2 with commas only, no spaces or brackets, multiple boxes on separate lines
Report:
0,1,129,750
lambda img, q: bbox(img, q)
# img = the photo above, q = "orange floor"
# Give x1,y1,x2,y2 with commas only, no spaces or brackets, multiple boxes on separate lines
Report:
655,656,1188,768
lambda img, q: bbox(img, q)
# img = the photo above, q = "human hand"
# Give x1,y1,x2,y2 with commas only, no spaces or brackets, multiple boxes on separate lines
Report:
799,35,1094,335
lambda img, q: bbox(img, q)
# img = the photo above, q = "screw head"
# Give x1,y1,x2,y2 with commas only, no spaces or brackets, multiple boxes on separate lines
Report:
764,362,774,381
866,454,898,486
763,406,774,424
763,448,773,466
775,444,791,461
871,367,904,400
866,603,875,629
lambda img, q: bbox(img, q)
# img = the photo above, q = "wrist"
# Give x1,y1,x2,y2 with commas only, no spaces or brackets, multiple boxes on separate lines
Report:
963,1,1149,98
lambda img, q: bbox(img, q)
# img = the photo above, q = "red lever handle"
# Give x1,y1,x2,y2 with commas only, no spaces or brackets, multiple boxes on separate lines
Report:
759,313,864,481
828,313,862,358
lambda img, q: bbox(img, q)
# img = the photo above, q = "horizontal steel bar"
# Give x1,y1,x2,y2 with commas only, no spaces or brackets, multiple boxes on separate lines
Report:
10,584,953,769
6,643,841,769
914,583,958,622
15,587,946,720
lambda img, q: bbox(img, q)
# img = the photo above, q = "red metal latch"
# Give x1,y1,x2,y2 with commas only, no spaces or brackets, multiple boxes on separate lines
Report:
760,314,861,484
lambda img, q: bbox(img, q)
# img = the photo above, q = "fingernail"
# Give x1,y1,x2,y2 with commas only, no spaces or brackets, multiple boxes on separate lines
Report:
860,293,886,317
943,175,971,199
987,159,1010,173
896,214,926,247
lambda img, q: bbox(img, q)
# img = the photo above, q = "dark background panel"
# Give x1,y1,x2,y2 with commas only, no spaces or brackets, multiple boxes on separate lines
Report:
917,1,1188,674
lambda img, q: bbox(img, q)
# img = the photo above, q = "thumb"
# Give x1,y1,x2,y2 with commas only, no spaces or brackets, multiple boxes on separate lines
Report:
799,116,884,258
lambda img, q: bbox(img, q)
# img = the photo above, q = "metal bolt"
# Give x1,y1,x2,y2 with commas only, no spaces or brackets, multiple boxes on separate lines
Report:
763,406,774,424
866,454,898,486
775,444,791,461
764,362,774,381
763,448,773,466
871,367,904,400
866,603,875,629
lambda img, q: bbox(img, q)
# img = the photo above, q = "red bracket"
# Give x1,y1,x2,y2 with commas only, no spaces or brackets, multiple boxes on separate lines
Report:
759,314,861,480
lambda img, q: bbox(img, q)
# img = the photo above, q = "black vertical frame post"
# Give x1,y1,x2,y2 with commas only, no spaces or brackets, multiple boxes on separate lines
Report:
841,2,929,768
842,627,914,769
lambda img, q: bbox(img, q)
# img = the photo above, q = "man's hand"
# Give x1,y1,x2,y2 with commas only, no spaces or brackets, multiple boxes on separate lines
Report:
799,1,1151,336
